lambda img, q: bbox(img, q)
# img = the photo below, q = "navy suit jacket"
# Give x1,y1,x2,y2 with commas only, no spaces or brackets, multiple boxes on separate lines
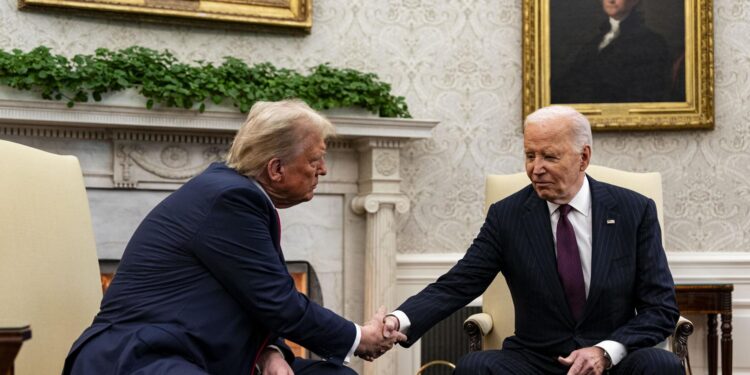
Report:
397,176,679,360
64,163,356,374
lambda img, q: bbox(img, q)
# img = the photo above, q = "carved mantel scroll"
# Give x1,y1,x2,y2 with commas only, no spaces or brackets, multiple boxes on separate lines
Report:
351,193,409,215
113,135,228,189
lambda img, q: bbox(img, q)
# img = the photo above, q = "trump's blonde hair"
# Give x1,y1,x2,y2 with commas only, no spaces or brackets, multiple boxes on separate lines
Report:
226,100,335,177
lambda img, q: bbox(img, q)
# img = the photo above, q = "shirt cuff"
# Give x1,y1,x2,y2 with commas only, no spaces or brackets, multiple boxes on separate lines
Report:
595,340,627,367
345,323,361,364
390,310,411,333
265,345,285,357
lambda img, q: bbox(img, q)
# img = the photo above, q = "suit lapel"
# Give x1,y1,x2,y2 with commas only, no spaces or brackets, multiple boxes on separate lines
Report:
521,192,576,325
580,176,618,322
248,177,286,263
271,208,285,263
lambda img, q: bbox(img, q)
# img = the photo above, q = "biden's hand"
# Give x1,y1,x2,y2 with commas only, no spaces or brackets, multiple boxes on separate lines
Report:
355,306,407,361
558,346,609,375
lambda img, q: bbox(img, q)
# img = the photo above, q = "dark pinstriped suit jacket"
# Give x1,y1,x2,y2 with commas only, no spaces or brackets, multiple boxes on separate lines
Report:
398,175,679,361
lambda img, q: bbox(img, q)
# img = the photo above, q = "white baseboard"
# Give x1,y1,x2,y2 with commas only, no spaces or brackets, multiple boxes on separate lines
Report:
396,251,750,375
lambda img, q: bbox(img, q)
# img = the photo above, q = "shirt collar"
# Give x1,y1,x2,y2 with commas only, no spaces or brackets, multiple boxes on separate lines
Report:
547,176,591,217
608,17,622,32
249,177,276,208
609,11,631,31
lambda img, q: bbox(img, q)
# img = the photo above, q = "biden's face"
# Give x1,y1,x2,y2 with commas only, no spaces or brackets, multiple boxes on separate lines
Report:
524,121,589,204
602,0,640,20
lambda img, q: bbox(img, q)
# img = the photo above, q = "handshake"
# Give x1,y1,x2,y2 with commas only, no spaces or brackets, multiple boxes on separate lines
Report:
354,306,407,361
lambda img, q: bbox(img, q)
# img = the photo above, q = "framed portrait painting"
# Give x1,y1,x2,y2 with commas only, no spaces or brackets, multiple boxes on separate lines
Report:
18,0,312,32
523,0,714,130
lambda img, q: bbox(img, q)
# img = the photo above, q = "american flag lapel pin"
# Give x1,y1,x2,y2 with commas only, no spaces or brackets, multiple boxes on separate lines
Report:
606,219,616,224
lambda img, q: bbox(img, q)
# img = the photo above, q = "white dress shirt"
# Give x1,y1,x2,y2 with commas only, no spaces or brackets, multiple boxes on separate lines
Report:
547,178,626,366
598,17,623,51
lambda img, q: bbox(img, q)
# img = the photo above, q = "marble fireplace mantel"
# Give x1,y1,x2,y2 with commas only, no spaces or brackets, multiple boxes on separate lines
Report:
0,94,437,375
0,93,435,137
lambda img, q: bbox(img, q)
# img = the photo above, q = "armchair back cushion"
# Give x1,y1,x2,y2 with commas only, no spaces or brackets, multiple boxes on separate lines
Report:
481,165,664,348
0,140,102,374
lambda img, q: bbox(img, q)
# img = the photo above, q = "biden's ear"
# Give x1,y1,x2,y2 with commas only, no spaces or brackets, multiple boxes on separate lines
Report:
580,145,592,171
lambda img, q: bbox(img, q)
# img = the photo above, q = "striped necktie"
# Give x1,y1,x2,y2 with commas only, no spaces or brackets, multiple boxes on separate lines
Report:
556,204,586,320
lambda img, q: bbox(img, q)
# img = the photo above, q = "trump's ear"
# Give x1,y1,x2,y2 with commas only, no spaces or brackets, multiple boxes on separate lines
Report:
265,158,284,182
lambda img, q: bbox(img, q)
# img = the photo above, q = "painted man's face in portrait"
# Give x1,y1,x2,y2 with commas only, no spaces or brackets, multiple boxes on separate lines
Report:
602,0,640,20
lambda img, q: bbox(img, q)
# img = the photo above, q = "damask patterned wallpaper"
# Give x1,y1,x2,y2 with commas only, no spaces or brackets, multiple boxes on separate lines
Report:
1,0,747,253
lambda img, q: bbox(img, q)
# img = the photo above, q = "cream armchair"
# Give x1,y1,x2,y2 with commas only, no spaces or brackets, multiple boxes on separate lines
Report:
0,140,102,374
463,165,693,367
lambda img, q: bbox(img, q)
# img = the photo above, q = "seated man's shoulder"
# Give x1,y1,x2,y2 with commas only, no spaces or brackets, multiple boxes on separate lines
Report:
191,163,254,190
178,163,268,205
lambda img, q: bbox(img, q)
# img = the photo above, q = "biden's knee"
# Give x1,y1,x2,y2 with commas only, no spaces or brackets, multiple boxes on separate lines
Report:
616,348,683,375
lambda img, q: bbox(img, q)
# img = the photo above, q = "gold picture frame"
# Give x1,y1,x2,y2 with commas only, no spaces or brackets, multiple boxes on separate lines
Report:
522,0,714,130
18,0,312,32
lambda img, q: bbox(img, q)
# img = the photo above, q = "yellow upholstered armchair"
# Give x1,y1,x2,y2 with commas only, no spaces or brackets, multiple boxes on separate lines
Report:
0,140,102,374
463,165,693,368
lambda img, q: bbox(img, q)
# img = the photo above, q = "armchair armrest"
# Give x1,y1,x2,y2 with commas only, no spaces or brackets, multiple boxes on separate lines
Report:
673,316,693,361
463,313,493,352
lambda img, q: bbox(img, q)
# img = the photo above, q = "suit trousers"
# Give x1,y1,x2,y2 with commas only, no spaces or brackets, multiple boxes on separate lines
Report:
71,357,356,375
70,340,356,375
292,358,357,375
454,347,683,375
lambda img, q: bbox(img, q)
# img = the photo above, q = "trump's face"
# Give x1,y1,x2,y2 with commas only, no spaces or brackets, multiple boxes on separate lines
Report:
277,132,327,206
602,0,640,20
262,129,328,209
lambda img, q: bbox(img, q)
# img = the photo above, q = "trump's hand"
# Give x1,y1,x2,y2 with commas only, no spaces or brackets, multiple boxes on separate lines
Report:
355,306,407,361
258,348,294,375
558,346,610,375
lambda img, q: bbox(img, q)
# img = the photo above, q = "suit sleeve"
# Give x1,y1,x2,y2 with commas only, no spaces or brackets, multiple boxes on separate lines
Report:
396,203,506,347
608,199,680,351
188,186,356,365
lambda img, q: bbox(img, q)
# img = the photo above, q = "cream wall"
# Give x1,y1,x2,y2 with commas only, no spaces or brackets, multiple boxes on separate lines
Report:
2,0,747,254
